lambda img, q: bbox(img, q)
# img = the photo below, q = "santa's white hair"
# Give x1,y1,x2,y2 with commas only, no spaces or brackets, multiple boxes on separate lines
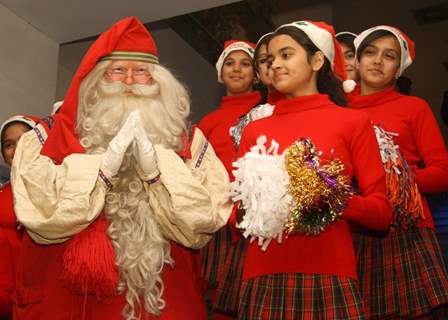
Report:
76,60,191,319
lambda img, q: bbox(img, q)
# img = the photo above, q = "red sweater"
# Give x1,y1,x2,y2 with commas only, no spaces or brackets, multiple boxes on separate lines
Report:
267,91,284,105
0,183,22,317
236,94,392,280
348,86,448,229
198,91,261,177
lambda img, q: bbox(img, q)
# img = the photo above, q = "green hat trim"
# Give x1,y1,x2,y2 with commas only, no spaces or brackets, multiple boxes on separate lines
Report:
100,51,159,64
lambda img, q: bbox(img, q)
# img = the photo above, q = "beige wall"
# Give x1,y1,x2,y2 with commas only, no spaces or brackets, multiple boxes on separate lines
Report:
0,4,59,179
0,4,59,121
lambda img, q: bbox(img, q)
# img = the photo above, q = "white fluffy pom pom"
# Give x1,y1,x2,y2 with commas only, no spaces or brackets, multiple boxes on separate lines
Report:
342,79,356,93
230,136,292,246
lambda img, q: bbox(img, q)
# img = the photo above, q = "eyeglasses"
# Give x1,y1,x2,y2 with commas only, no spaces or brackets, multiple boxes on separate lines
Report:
106,66,151,81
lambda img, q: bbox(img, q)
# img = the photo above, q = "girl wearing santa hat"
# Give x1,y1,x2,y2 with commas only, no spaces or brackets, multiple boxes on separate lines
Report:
336,31,359,82
0,115,38,319
229,20,392,319
348,25,448,319
228,33,286,162
253,32,284,106
198,39,261,319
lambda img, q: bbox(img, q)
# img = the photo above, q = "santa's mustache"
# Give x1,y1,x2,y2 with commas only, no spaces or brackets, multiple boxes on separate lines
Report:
98,79,160,98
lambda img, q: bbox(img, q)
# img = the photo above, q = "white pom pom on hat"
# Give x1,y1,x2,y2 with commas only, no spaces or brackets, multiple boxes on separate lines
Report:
216,40,256,83
343,79,357,93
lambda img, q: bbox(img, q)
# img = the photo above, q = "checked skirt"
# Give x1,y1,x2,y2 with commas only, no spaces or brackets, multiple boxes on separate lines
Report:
353,227,448,319
238,273,366,320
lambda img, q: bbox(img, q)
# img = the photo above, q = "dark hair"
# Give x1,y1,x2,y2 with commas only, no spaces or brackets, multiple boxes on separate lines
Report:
254,33,274,73
336,33,356,52
270,26,346,106
356,29,396,61
252,33,274,105
396,76,412,95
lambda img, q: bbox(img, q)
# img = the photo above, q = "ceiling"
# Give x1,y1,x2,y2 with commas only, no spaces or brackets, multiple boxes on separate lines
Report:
0,0,241,43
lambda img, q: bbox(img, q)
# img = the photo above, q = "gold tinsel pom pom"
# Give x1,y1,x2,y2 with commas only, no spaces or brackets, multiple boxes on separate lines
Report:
284,138,353,236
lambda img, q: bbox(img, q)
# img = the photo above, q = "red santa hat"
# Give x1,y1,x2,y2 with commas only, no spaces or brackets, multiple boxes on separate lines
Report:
216,40,256,83
354,25,415,76
276,21,355,92
41,16,159,164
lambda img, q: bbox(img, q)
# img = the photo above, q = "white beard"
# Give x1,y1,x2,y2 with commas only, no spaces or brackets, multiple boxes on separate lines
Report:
78,80,177,319
79,80,181,152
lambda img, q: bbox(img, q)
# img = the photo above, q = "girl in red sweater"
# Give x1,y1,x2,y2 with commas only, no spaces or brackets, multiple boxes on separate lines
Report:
348,25,448,319
0,115,37,319
198,40,260,319
230,21,392,319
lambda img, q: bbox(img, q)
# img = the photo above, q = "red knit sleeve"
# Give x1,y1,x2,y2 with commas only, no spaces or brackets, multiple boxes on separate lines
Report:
411,99,448,193
343,114,393,231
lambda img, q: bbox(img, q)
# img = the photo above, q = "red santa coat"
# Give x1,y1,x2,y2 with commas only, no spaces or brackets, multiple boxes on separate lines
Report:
13,235,206,320
0,183,22,317
234,94,392,280
348,86,448,229
11,125,216,320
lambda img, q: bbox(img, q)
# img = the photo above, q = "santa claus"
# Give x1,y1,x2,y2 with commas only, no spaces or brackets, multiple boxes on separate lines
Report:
11,17,231,319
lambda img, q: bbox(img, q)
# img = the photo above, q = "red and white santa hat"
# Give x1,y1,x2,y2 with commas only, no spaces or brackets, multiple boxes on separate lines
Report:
354,25,415,76
216,40,256,83
276,21,356,93
1,114,38,139
41,16,159,165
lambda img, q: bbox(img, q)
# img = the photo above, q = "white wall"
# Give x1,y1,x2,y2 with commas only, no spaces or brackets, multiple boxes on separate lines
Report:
0,4,59,182
0,4,59,120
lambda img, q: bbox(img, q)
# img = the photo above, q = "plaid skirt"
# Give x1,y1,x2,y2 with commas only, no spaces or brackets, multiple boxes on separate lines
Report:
238,273,366,320
353,227,448,319
214,239,248,315
201,225,234,286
